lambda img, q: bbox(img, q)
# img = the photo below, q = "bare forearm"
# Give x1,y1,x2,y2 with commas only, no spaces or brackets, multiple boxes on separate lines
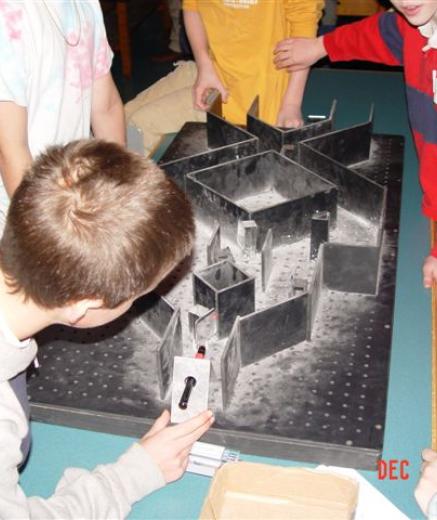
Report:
183,10,212,68
91,74,126,146
184,10,228,109
281,68,310,109
0,147,32,197
92,100,126,146
0,101,32,197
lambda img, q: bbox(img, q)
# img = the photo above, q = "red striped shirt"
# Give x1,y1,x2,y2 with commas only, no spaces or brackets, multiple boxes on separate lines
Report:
324,13,437,256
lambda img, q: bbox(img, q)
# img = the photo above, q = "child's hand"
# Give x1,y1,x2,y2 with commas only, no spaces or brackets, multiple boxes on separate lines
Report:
140,409,214,483
193,63,228,110
423,255,437,288
415,448,437,515
276,103,304,128
274,36,327,72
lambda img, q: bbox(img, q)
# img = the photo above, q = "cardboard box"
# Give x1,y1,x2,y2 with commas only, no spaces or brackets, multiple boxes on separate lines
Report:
200,462,358,519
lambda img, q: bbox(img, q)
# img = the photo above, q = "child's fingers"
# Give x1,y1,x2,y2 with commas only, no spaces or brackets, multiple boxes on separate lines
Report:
145,410,170,437
422,448,437,463
164,413,214,451
193,87,202,110
219,86,229,103
423,269,434,288
195,90,207,110
175,415,214,449
273,53,290,66
274,39,292,53
273,49,290,61
171,410,213,439
275,56,295,70
142,410,170,440
422,256,437,288
178,446,192,462
423,266,433,288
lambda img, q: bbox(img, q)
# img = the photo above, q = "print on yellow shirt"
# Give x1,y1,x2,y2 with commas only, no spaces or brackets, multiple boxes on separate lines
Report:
223,0,258,9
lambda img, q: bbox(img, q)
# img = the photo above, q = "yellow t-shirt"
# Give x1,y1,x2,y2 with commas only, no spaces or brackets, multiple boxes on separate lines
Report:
182,0,324,125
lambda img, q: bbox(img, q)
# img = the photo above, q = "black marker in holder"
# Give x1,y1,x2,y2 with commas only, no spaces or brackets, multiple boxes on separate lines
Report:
178,347,205,409
178,376,197,410
171,348,211,423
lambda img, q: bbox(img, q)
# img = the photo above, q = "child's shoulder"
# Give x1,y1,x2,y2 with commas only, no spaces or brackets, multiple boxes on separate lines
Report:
379,10,422,40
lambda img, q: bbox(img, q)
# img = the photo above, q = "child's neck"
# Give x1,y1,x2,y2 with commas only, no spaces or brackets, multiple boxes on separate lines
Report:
0,270,54,340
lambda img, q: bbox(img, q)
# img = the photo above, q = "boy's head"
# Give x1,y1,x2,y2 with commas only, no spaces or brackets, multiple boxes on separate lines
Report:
0,140,194,325
391,1,437,26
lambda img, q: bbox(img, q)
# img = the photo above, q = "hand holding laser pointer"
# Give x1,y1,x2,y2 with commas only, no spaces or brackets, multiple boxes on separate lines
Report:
140,409,214,483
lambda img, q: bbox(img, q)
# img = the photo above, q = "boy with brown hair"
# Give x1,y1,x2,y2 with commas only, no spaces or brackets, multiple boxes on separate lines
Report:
272,0,437,289
0,139,214,519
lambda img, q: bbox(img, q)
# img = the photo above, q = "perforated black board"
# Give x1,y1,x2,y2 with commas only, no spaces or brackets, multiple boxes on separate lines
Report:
28,128,403,470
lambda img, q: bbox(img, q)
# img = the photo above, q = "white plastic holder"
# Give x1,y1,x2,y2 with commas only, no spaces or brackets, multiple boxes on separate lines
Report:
171,356,211,423
187,441,240,477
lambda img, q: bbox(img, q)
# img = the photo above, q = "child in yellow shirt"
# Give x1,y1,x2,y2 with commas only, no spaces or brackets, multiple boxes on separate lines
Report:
125,0,324,156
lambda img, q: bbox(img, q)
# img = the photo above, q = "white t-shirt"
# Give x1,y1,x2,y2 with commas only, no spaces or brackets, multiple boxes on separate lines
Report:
0,0,113,221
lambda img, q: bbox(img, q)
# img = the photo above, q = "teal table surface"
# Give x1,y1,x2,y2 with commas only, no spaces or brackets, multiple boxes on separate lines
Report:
21,68,431,519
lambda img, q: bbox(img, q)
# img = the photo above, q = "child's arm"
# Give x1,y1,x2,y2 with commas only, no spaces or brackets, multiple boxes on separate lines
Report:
276,68,310,128
140,409,214,482
183,9,228,110
274,36,327,72
276,0,324,126
0,20,32,198
0,395,213,519
91,73,126,146
275,13,404,72
0,101,32,197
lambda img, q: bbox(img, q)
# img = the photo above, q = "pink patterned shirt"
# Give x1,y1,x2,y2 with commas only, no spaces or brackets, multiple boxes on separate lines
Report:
0,0,113,215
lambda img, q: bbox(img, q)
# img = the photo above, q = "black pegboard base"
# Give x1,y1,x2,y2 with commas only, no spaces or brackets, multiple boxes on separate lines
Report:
28,134,403,470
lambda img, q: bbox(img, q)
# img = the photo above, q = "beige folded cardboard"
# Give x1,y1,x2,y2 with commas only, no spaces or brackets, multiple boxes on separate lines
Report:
199,462,359,519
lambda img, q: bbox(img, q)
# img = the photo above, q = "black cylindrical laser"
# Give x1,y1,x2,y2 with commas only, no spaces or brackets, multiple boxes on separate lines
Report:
178,376,197,410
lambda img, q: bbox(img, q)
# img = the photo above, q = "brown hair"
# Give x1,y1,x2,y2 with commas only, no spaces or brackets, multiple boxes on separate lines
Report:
0,139,194,308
